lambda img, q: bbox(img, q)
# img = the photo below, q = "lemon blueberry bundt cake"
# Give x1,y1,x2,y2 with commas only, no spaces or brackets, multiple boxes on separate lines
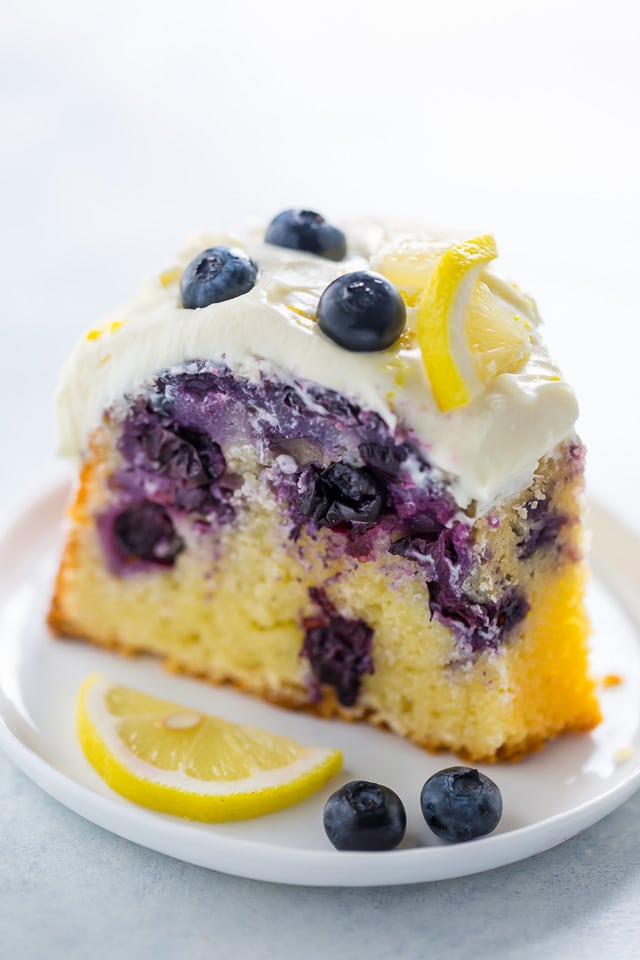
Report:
48,210,601,762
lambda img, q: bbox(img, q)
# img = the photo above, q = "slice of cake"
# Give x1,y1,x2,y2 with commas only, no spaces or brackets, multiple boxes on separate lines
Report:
48,209,601,762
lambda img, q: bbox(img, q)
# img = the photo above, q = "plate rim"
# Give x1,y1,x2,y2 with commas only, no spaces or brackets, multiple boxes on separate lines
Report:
1,482,640,887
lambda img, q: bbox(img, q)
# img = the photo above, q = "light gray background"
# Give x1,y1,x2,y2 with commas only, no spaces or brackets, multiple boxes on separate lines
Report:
1,2,640,957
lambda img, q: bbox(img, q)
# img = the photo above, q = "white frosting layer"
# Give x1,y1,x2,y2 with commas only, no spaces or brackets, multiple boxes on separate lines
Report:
56,221,578,513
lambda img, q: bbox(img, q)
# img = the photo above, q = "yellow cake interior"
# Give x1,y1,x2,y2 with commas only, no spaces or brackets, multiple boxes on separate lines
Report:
50,426,600,763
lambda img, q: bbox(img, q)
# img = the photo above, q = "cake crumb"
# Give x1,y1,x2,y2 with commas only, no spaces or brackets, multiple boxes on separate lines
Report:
615,746,635,765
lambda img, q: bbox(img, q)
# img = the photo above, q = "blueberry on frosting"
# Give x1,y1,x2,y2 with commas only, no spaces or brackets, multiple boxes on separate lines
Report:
265,209,347,261
317,271,406,352
180,246,258,309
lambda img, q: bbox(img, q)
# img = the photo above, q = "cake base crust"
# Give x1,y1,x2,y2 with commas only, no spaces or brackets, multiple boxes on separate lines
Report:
47,623,599,764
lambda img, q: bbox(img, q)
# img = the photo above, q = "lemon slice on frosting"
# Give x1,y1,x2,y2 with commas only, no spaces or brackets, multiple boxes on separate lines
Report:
416,235,531,411
371,235,451,304
77,674,342,821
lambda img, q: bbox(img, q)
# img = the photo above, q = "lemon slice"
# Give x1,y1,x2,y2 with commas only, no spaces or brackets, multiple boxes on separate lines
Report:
77,675,342,821
371,235,451,304
416,235,531,411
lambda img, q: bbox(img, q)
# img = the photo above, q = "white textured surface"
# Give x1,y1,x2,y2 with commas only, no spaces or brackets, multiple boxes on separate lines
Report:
1,0,640,956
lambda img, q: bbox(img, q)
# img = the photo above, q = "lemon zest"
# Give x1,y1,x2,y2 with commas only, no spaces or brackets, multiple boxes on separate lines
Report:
159,267,180,288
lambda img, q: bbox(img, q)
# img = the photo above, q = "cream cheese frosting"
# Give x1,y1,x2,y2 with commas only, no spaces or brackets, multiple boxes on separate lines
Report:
55,221,578,514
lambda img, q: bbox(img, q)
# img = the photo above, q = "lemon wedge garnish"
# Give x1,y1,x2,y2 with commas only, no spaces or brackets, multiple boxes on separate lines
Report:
77,675,342,821
416,235,531,411
371,235,451,305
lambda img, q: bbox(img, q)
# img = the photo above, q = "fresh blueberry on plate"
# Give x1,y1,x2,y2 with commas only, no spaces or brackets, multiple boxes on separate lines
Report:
420,766,503,842
323,780,407,851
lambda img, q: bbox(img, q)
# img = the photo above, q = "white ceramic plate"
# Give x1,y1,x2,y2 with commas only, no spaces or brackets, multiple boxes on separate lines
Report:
1,485,640,886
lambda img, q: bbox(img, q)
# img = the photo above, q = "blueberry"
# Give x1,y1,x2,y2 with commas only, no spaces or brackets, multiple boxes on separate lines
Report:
323,780,407,851
517,498,566,559
135,425,221,489
299,462,385,527
302,587,374,707
420,767,503,842
265,209,346,261
180,246,258,309
112,501,184,565
317,271,406,352
358,441,410,479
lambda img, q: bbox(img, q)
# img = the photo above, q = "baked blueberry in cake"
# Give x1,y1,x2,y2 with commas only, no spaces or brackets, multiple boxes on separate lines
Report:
48,210,601,762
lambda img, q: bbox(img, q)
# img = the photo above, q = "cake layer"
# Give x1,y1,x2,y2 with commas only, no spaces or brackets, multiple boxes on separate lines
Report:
49,366,600,761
